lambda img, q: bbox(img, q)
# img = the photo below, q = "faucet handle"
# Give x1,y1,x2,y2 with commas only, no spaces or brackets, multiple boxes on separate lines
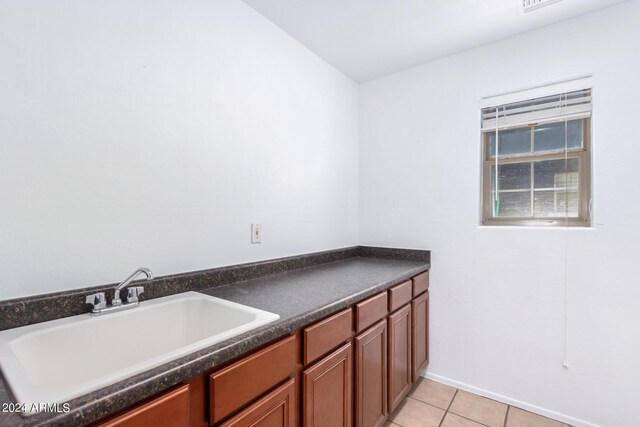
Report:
85,292,107,310
127,286,145,303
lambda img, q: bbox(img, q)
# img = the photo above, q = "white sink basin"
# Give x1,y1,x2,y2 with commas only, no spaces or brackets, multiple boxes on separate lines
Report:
0,291,279,413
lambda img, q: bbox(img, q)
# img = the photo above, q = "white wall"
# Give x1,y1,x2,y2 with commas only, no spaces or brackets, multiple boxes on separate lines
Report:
0,0,359,299
359,2,640,426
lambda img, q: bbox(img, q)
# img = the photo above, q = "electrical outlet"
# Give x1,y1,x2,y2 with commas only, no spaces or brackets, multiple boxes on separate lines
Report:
251,223,262,244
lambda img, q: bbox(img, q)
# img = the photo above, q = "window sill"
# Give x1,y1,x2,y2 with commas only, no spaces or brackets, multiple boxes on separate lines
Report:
477,225,596,230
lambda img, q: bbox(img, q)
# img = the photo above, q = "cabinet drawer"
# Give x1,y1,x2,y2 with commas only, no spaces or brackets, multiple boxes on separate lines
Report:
388,281,412,312
412,272,429,297
355,292,388,333
98,384,189,427
303,308,353,365
210,335,296,424
220,379,296,427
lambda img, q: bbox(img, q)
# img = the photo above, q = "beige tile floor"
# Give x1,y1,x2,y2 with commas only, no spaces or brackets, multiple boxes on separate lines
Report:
385,379,570,427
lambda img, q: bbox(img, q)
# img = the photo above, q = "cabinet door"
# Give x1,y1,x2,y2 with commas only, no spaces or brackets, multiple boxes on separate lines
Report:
98,384,189,427
355,320,387,427
303,342,352,427
411,292,429,382
220,379,296,427
388,304,412,413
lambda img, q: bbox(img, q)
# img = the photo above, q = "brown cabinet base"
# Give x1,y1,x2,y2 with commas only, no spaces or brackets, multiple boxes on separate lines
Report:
355,320,387,427
388,304,412,414
411,292,429,382
303,342,353,427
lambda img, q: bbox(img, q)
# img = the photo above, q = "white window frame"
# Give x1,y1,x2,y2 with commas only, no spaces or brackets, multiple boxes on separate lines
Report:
479,77,593,227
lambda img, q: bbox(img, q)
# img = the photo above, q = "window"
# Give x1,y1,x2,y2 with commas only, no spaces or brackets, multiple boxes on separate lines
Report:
481,84,592,226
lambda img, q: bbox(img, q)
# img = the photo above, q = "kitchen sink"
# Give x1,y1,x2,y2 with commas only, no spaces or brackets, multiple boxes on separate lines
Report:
0,291,279,413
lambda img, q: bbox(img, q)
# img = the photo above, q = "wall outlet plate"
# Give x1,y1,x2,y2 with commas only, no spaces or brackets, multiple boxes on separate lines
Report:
251,223,262,244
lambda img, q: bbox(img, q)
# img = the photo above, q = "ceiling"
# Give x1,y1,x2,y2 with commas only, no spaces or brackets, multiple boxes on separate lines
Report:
242,0,628,82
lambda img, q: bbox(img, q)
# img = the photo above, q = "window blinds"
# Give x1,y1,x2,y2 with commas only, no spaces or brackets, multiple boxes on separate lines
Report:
482,88,592,131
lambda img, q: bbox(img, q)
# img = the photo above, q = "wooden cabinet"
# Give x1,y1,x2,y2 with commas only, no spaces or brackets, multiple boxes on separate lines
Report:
219,379,296,427
303,342,353,427
411,292,429,382
97,384,190,427
354,320,387,427
387,304,412,413
209,336,296,424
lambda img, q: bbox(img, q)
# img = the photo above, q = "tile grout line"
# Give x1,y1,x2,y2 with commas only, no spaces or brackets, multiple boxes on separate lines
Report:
413,379,567,427
508,405,572,427
445,389,498,427
405,395,450,419
401,382,458,427
445,388,459,412
452,413,492,427
437,388,459,427
504,405,511,427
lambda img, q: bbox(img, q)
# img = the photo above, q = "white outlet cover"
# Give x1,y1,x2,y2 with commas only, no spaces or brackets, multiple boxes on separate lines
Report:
251,223,262,244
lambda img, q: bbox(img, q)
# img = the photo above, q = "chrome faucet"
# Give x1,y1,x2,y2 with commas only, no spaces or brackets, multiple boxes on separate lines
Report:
112,267,153,305
85,267,154,315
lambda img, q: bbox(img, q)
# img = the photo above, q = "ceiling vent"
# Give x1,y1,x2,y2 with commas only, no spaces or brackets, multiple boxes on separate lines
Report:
523,0,563,13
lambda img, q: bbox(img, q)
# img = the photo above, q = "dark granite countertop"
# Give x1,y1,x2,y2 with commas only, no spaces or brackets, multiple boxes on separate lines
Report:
0,249,429,427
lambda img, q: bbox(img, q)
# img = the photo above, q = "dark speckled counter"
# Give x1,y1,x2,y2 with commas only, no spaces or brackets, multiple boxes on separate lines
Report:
0,248,429,427
203,258,426,322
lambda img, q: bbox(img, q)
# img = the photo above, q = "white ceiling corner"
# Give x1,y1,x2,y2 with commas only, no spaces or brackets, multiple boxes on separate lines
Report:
241,0,629,82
